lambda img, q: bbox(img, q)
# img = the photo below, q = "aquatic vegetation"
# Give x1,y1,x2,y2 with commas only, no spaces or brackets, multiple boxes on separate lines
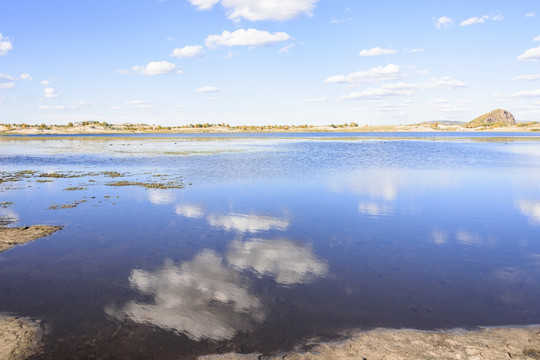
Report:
64,187,86,191
48,200,87,210
106,180,184,189
0,202,12,208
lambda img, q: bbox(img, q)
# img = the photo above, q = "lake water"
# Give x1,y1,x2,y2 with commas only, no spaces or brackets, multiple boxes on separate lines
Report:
1,133,540,358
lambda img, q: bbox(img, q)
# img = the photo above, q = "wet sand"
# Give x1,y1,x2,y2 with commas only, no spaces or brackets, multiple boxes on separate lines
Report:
0,225,63,253
200,326,540,360
0,314,43,360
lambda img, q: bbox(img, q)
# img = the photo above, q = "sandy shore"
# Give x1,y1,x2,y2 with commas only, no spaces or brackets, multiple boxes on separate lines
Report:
1,123,540,135
0,314,43,360
200,326,540,360
0,225,63,253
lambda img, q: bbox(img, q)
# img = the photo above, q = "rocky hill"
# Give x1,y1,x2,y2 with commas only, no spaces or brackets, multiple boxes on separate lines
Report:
467,109,516,128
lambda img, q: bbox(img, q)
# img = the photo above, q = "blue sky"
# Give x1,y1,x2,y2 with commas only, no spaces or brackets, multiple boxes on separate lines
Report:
1,0,540,126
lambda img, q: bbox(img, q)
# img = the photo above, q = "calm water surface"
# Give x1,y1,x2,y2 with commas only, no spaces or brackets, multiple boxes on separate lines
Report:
1,133,540,358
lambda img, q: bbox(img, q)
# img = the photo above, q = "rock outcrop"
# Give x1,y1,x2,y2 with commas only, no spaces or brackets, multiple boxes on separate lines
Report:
467,109,516,127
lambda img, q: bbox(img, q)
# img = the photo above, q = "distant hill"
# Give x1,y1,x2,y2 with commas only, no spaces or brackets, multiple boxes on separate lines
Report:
467,109,516,128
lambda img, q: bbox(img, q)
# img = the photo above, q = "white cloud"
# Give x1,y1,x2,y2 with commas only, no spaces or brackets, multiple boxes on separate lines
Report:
188,0,219,10
207,213,289,233
341,77,468,100
277,43,294,54
325,64,401,84
0,33,13,56
226,239,328,285
118,61,182,76
106,251,264,341
434,16,453,29
44,87,59,98
518,46,540,61
535,36,540,42
517,200,540,225
20,73,32,81
175,204,205,218
460,15,504,26
508,89,540,98
358,47,397,57
205,28,290,48
189,0,318,21
195,86,220,93
0,74,15,90
304,98,327,102
331,17,355,24
38,101,90,111
40,80,51,86
171,45,205,58
514,74,540,81
526,12,536,18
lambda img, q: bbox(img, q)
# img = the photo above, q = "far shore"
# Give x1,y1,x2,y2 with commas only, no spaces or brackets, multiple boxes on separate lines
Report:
1,122,540,136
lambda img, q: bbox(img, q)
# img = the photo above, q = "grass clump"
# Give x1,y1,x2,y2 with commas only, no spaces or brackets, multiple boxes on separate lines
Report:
106,180,184,189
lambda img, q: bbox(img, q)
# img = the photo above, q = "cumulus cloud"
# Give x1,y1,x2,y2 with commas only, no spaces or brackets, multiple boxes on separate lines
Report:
526,12,536,18
518,46,540,61
175,204,205,218
325,64,401,84
40,80,51,86
44,87,59,98
106,250,264,341
514,74,540,81
195,86,220,93
207,213,289,233
171,45,205,58
358,47,397,57
460,15,504,26
188,0,318,21
0,33,12,56
117,61,182,76
0,74,15,90
226,239,328,285
19,73,32,81
341,77,468,100
205,28,290,48
434,16,453,29
517,200,540,225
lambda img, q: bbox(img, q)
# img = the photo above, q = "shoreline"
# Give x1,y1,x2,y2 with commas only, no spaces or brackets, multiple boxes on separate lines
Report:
1,123,540,136
200,325,540,360
0,314,43,360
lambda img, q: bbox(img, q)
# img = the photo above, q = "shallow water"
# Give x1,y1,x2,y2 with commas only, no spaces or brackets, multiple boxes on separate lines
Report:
1,133,540,358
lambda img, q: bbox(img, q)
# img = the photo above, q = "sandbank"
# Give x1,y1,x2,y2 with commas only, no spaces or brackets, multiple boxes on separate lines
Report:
200,326,540,360
0,225,63,253
0,314,43,360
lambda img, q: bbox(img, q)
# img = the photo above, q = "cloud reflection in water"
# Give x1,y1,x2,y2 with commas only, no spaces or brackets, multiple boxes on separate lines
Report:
226,239,328,285
106,250,264,341
207,213,289,233
175,204,205,218
517,200,540,225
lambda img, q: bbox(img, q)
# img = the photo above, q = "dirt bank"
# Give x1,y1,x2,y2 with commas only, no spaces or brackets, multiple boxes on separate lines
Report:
0,314,43,360
0,225,63,253
200,326,540,360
